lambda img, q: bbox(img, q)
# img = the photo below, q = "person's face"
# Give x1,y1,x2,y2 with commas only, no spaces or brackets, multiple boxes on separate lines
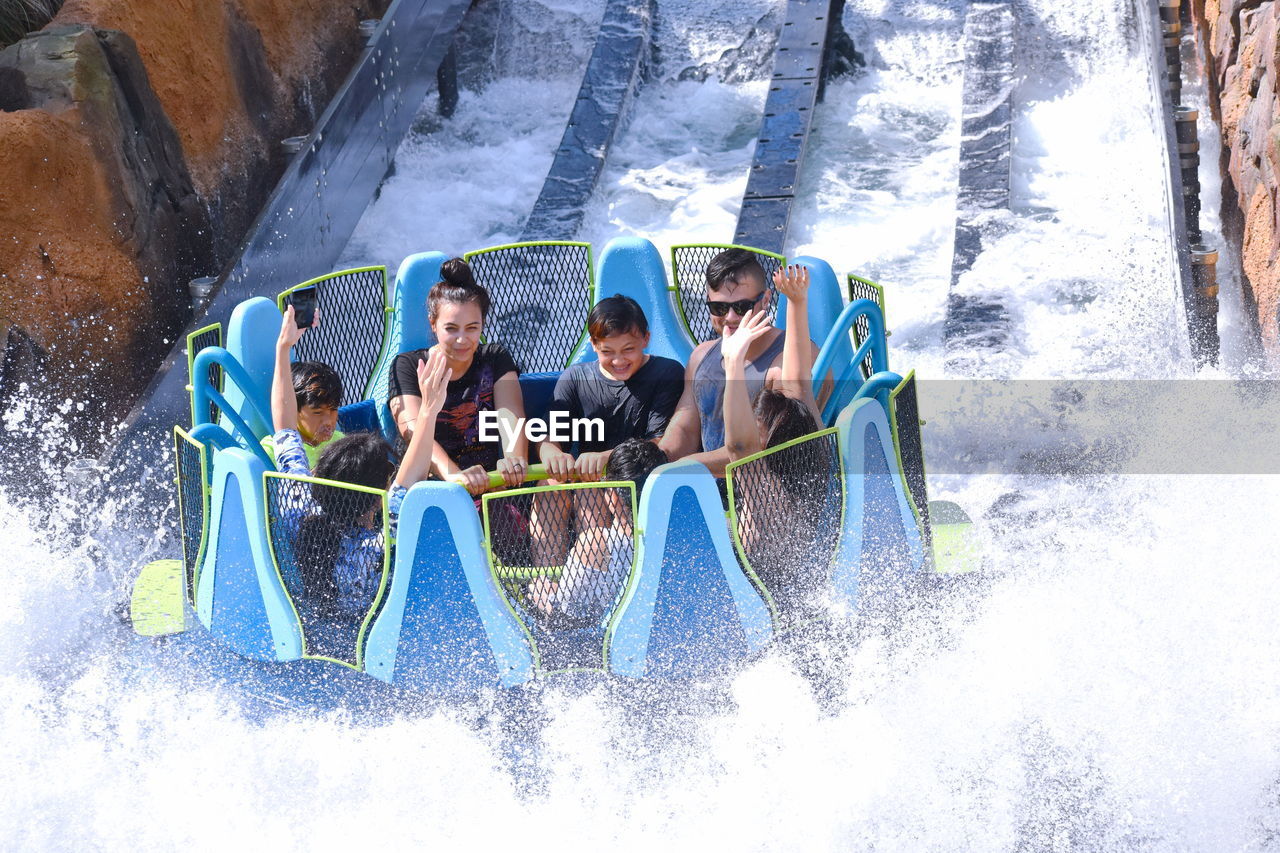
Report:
592,328,650,381
297,404,338,446
432,301,484,365
707,271,769,336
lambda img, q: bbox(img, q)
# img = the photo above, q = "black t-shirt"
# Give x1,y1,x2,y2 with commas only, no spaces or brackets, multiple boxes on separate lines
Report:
388,342,519,471
551,356,684,453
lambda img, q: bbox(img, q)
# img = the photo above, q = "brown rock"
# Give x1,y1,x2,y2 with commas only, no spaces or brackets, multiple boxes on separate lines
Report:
1193,0,1280,359
0,0,387,448
54,0,385,261
0,27,207,432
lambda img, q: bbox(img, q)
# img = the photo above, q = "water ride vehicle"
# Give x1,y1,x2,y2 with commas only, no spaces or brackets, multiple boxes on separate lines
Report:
129,236,976,697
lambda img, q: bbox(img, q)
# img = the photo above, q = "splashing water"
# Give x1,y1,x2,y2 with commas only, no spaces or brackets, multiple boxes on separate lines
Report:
4,0,1280,847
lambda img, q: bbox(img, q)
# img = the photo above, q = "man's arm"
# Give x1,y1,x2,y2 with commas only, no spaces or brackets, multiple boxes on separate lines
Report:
723,311,774,463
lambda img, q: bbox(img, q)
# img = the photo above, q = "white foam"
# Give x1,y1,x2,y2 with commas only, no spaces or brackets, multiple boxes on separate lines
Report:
5,0,1279,846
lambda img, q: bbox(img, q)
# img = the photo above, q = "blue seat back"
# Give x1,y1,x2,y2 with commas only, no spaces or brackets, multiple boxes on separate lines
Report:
519,372,560,424
196,448,303,662
608,460,772,679
832,398,926,613
364,481,535,693
221,297,280,441
372,252,448,440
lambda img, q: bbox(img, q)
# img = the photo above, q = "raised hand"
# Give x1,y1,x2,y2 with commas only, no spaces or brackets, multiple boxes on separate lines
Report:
277,305,310,351
720,308,773,366
415,348,452,423
773,264,810,305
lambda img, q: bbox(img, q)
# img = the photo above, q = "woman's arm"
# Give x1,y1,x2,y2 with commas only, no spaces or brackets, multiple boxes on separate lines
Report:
492,370,528,488
394,349,451,489
773,264,822,423
389,394,421,443
722,309,774,462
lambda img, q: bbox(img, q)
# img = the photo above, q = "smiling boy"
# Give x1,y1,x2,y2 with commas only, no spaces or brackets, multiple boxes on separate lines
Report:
538,295,683,481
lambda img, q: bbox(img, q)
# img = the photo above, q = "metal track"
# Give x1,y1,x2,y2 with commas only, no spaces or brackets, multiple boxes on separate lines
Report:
519,0,654,241
733,0,840,254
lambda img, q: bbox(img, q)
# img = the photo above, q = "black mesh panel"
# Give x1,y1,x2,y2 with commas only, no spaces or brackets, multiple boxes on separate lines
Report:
187,325,222,425
465,243,592,373
484,484,635,672
847,275,884,381
265,474,388,666
891,374,931,550
671,245,783,342
173,429,208,606
282,268,388,407
728,430,843,628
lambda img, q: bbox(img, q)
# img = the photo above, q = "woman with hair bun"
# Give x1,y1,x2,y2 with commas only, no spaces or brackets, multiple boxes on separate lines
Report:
387,257,529,495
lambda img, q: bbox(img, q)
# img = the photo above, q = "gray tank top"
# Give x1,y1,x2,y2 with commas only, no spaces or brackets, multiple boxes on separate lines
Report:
693,330,786,453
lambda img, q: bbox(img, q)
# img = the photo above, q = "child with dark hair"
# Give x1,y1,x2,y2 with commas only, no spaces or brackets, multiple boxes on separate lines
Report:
539,294,683,482
721,264,822,461
261,360,344,468
387,257,528,495
272,305,449,624
530,438,668,623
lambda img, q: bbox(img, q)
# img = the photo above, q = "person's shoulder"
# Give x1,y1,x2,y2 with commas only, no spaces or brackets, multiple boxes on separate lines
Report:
392,347,430,366
478,341,518,367
647,355,686,378
558,361,595,383
768,327,788,362
689,339,718,371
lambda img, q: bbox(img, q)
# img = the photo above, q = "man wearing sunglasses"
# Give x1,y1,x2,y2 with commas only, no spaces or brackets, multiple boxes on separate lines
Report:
658,248,820,478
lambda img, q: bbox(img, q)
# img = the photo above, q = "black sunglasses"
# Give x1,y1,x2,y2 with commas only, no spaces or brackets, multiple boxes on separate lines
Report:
705,292,764,317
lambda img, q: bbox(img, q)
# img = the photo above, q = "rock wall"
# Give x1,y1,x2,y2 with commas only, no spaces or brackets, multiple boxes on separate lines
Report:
1194,0,1280,357
0,0,388,441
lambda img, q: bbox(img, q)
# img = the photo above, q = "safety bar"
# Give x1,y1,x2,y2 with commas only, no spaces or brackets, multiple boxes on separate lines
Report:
192,347,275,470
813,299,889,425
484,463,549,489
853,371,904,410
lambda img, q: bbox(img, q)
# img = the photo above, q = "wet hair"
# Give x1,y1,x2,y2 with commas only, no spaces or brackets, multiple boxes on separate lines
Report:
754,389,818,449
588,294,649,341
427,258,490,324
706,248,766,293
607,438,668,495
298,433,397,613
291,361,341,411
312,432,397,491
